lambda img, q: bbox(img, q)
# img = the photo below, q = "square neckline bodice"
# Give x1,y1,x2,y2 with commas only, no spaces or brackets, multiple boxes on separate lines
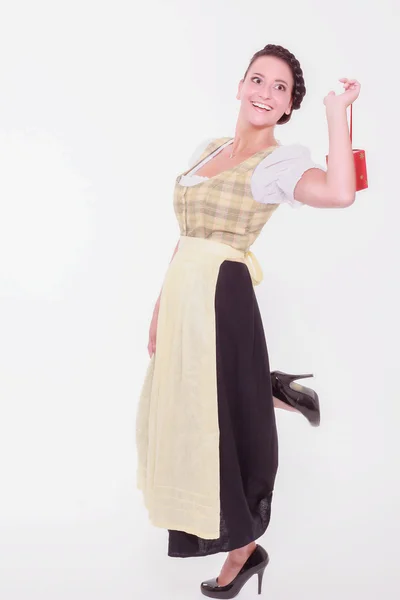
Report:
177,138,281,187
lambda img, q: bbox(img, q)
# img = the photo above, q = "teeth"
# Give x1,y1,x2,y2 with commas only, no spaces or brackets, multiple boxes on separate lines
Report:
252,102,272,111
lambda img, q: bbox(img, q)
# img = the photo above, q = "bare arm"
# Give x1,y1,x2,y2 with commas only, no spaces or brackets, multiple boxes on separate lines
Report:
293,104,356,209
325,105,356,203
293,73,362,209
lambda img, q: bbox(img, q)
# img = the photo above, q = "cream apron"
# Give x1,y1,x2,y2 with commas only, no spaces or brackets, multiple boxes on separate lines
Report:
136,235,263,539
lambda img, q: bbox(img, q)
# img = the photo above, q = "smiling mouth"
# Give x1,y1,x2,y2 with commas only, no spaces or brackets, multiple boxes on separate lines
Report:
251,101,273,112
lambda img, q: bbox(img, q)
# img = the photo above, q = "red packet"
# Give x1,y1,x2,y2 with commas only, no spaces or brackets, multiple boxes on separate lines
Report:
326,104,368,192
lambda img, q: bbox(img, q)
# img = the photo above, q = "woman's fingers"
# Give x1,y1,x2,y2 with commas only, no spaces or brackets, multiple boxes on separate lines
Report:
148,337,156,357
339,78,357,88
339,78,359,86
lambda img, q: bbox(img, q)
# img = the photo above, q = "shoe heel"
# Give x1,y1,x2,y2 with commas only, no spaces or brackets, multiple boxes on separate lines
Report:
274,371,314,383
257,566,266,594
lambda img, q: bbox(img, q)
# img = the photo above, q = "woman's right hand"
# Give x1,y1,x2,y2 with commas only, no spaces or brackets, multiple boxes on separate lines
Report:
147,239,179,358
147,304,159,358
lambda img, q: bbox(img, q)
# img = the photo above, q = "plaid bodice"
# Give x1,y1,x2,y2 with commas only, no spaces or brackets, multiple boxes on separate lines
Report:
173,137,280,252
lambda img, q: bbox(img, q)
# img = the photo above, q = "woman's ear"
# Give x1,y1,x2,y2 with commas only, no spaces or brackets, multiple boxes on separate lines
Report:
285,100,293,115
236,79,244,101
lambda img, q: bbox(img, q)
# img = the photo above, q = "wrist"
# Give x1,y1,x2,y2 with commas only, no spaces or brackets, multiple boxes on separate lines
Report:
325,104,349,118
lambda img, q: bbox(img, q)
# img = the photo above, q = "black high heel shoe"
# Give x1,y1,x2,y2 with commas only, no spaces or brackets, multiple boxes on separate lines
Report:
200,544,269,598
271,370,321,427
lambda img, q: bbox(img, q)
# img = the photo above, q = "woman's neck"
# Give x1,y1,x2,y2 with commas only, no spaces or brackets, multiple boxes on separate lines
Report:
230,125,278,157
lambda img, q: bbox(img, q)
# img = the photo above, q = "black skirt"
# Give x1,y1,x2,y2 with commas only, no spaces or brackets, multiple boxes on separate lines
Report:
167,260,279,557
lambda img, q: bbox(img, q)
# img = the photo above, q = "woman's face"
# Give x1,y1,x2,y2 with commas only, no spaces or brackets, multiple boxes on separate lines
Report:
236,55,294,127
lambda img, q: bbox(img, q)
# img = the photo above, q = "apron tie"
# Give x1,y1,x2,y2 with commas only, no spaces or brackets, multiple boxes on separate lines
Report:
244,250,263,286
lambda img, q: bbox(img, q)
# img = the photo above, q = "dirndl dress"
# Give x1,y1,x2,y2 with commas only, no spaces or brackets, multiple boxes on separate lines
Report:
136,138,280,558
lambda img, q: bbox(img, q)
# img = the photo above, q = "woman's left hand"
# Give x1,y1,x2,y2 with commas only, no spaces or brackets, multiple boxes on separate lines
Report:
324,78,361,110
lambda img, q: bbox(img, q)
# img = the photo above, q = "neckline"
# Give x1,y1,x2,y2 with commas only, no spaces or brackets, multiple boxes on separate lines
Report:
179,138,280,186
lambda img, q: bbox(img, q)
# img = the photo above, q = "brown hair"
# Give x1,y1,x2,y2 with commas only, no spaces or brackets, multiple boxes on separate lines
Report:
243,44,306,125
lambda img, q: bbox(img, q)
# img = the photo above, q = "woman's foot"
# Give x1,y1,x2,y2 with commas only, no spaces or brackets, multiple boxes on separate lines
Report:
216,542,257,586
271,370,321,427
273,395,300,413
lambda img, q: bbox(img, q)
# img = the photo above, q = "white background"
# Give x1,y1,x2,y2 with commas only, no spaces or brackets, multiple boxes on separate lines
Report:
0,1,399,599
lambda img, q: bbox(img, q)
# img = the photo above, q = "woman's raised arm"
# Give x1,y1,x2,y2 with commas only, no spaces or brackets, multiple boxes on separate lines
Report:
294,78,361,209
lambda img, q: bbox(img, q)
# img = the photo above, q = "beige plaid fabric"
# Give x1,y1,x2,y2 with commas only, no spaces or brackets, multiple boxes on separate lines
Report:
174,137,280,252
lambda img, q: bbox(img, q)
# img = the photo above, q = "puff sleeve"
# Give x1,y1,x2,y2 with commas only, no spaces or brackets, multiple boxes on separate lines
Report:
251,144,326,209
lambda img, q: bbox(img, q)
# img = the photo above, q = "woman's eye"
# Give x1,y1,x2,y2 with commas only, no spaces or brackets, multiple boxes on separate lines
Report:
252,77,285,91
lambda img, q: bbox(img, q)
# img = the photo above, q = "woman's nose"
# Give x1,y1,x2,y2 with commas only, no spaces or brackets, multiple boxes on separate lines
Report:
259,83,273,98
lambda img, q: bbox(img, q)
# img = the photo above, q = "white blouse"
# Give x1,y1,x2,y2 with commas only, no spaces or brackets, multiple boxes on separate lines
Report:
178,138,326,209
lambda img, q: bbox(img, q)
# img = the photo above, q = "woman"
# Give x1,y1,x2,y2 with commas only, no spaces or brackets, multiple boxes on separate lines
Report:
136,44,360,598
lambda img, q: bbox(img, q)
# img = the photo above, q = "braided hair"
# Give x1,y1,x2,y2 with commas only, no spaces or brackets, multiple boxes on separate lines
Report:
243,44,306,125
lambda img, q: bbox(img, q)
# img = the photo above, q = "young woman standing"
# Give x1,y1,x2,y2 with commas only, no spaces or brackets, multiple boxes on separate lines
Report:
136,43,360,598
